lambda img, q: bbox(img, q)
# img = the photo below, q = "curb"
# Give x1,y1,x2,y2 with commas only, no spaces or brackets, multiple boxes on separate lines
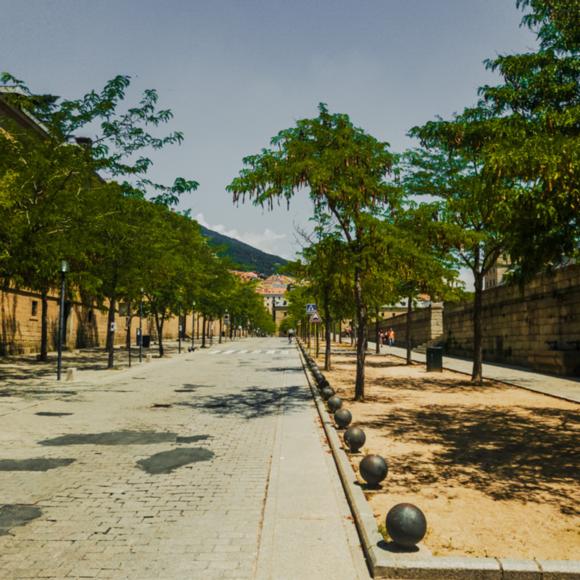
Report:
297,341,580,580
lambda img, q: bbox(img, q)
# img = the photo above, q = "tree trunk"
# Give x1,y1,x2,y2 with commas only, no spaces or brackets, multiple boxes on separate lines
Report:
107,296,116,369
339,321,342,344
219,318,223,343
323,291,332,370
472,273,484,384
406,295,413,365
38,286,49,361
155,311,165,357
126,305,132,368
315,323,320,358
375,308,380,354
201,315,207,348
354,269,367,401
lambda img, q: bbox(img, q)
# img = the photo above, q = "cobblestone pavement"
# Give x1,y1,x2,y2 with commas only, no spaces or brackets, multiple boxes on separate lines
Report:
0,338,367,579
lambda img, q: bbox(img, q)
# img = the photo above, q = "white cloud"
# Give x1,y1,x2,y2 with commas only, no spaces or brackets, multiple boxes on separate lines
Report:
195,213,289,258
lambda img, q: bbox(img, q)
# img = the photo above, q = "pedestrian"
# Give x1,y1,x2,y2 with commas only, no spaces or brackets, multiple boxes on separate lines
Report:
378,329,384,347
387,327,395,346
288,328,295,344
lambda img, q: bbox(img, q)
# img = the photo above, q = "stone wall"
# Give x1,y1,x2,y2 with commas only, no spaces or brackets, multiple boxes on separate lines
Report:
0,287,202,356
443,264,580,376
368,265,580,376
374,304,444,348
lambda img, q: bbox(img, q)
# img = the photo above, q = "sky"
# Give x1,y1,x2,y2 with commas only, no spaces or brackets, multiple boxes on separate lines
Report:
1,0,538,262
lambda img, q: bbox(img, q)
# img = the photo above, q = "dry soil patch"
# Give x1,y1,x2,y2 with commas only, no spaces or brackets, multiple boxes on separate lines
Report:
316,346,579,560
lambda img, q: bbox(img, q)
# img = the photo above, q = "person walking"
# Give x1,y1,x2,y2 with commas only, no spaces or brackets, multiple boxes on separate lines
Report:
387,327,395,346
288,328,295,344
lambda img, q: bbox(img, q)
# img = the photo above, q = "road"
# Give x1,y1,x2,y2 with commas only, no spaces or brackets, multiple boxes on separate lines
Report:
0,337,368,579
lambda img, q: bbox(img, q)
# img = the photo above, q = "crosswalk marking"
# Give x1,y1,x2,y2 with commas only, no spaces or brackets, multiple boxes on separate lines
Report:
206,348,284,356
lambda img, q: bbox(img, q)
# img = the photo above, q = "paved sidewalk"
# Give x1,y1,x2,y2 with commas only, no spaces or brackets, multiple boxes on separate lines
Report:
369,341,580,404
0,337,368,579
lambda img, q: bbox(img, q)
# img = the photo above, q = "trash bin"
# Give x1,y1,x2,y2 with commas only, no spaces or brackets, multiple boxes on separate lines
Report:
426,346,443,372
141,335,151,348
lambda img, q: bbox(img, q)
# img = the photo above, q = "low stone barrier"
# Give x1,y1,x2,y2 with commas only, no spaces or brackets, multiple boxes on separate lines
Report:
296,339,580,579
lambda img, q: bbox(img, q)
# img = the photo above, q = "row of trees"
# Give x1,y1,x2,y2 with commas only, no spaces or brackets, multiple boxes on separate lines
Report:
229,0,579,398
0,74,274,364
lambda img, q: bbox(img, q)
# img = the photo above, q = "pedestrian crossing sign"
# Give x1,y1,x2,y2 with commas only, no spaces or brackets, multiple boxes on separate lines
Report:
306,303,317,314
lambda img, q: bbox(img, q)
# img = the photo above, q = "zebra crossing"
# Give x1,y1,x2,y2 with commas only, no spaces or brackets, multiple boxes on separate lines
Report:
207,347,285,356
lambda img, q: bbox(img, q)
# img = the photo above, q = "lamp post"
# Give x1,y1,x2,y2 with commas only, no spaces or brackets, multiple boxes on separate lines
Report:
56,260,69,381
139,288,144,363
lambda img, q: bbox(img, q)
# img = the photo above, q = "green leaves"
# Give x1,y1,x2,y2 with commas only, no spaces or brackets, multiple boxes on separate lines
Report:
1,72,197,208
228,103,398,240
476,0,579,277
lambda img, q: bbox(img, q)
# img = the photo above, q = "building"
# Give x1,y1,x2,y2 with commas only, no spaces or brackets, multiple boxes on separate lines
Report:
256,275,294,332
484,257,510,290
230,270,261,283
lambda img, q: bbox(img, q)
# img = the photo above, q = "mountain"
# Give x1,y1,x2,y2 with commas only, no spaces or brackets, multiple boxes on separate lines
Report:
199,225,288,276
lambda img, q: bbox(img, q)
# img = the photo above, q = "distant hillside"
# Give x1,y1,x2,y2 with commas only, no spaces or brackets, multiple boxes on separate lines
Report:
199,225,288,276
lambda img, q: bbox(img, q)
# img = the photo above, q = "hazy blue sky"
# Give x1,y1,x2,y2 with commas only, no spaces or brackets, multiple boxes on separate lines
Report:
2,0,537,260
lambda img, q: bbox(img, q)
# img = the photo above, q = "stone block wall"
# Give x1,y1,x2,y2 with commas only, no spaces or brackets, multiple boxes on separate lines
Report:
443,264,580,376
374,305,444,348
0,287,193,356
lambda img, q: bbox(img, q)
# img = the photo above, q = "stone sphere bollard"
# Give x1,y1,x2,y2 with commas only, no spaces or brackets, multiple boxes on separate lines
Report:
334,408,352,429
321,386,335,400
319,377,330,389
386,503,427,548
327,395,342,413
344,426,366,453
359,454,388,486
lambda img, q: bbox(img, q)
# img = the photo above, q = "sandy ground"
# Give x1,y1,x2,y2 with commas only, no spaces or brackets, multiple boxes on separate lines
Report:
314,343,580,560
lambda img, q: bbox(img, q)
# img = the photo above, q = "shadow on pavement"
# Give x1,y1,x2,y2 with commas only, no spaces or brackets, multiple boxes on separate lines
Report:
38,430,199,446
365,404,580,515
179,385,311,420
137,447,214,474
0,505,42,536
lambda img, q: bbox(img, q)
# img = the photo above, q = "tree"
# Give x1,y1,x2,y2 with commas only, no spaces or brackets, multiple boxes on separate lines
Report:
389,205,461,363
294,237,353,369
143,209,208,358
80,186,155,366
405,106,511,383
478,0,579,276
228,104,400,400
0,73,198,359
0,120,91,359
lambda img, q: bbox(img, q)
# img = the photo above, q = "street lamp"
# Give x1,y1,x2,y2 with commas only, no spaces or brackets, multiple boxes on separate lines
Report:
56,260,69,381
139,288,144,363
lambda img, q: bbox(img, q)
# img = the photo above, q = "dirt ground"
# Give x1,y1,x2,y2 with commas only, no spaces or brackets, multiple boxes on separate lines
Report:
315,344,580,560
